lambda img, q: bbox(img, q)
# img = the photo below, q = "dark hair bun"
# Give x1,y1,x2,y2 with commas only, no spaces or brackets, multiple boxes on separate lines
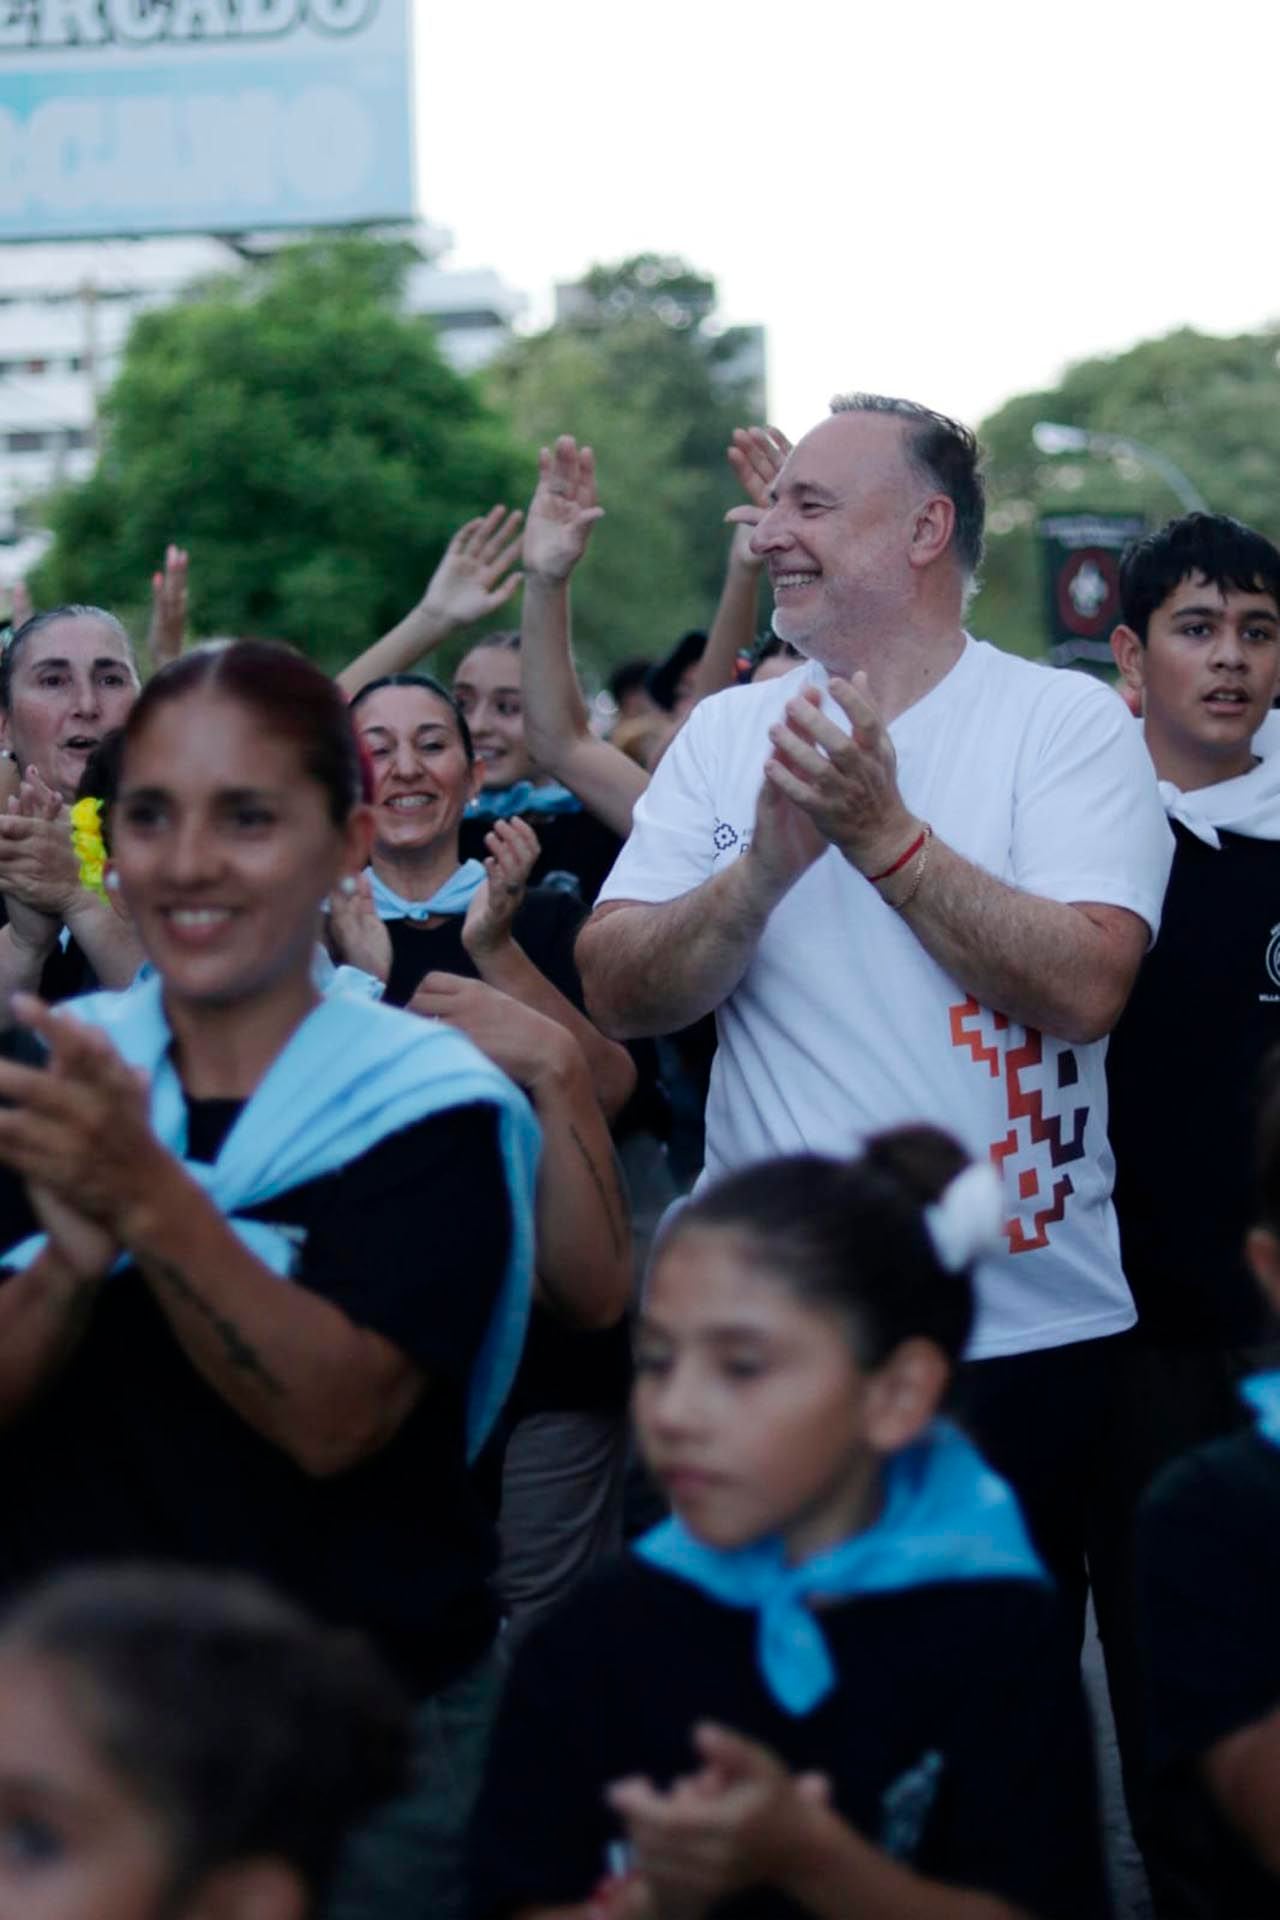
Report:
863,1125,971,1209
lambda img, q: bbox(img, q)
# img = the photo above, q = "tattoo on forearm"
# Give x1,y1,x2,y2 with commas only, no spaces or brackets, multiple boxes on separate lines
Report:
149,1261,285,1399
567,1123,628,1259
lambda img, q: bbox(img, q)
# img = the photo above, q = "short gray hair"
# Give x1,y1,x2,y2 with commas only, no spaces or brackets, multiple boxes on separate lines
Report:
829,393,986,578
1,604,136,710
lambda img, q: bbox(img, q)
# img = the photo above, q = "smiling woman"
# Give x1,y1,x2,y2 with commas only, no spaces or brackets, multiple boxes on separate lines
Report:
0,607,145,1016
0,641,542,1920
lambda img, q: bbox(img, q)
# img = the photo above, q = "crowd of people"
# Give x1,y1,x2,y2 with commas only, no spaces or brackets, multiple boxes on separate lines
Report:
0,392,1275,1920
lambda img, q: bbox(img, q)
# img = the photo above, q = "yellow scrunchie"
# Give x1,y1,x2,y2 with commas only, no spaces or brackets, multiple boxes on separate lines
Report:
70,796,108,898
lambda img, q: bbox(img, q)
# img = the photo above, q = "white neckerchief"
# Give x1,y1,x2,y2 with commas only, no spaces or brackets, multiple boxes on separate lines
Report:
1157,709,1280,849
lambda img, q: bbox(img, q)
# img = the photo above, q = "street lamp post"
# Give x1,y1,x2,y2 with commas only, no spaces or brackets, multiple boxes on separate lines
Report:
1031,421,1208,514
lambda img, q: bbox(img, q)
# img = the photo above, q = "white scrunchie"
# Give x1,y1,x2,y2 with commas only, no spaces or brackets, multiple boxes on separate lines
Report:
923,1163,1005,1272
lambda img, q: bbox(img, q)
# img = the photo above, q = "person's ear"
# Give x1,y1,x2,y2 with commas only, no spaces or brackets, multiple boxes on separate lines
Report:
908,495,955,571
466,756,487,803
1111,625,1146,713
1245,1226,1280,1318
862,1338,950,1453
179,1859,306,1920
336,802,374,886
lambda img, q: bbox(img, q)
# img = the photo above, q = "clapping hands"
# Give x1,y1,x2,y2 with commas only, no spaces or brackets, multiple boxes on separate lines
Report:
461,816,540,959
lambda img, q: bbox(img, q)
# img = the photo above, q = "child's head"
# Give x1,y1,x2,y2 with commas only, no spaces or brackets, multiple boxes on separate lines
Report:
635,1127,994,1561
1112,514,1280,777
0,1566,409,1920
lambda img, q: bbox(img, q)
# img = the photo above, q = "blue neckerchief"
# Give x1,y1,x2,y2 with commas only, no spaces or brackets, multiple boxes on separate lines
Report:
0,973,540,1459
635,1420,1045,1716
365,859,486,922
467,779,582,820
1240,1369,1280,1447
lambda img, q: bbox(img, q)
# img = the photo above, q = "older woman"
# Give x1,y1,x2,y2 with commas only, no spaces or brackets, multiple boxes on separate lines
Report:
0,604,144,1009
0,640,540,1920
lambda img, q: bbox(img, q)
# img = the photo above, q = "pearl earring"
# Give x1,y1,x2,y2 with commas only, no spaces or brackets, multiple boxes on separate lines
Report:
104,869,121,894
338,876,358,897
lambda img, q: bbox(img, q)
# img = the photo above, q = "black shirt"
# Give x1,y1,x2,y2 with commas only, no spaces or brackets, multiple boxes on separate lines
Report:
382,887,584,1013
0,1100,511,1698
1107,822,1280,1346
469,1560,1109,1920
1137,1429,1280,1918
460,807,622,907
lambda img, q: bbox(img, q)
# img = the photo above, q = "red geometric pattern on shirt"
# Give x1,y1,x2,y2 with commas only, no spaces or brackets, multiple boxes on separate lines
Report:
949,996,1088,1254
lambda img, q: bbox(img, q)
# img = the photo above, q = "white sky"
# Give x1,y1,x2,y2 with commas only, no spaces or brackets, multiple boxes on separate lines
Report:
413,0,1280,438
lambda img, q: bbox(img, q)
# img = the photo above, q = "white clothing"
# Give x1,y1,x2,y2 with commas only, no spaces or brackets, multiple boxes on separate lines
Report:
598,640,1174,1359
1157,709,1280,847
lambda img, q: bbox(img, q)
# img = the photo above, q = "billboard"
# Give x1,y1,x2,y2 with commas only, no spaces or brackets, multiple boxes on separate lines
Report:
0,0,415,241
1038,511,1146,668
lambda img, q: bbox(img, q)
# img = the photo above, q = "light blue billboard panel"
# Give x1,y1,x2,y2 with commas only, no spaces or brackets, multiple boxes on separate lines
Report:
0,0,415,240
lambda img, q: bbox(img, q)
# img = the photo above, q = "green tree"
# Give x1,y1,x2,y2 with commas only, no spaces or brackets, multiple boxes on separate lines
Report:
31,237,531,668
971,325,1280,658
486,253,764,673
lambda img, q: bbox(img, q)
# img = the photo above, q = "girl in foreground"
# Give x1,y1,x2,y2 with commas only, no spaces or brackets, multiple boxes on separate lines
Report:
471,1129,1109,1920
0,641,539,1920
0,1564,408,1920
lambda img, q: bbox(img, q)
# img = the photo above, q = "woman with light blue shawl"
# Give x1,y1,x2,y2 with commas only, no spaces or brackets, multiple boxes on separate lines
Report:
0,640,539,1920
471,1128,1108,1920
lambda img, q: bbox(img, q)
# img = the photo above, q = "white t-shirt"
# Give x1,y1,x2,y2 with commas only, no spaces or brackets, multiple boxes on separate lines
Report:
598,639,1174,1359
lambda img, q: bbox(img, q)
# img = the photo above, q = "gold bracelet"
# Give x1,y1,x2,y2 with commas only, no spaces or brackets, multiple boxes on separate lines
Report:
889,827,932,910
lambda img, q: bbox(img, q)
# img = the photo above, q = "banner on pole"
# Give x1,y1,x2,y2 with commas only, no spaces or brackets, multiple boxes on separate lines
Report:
1038,511,1146,667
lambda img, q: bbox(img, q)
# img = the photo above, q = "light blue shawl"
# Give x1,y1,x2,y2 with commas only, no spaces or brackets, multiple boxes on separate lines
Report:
365,859,487,922
0,973,540,1459
468,779,582,820
636,1420,1045,1715
1241,1369,1280,1447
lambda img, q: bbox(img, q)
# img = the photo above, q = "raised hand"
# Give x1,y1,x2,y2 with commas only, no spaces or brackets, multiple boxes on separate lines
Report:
461,816,540,959
418,506,524,632
6,580,32,631
726,426,792,528
327,873,392,984
522,436,606,584
147,544,189,670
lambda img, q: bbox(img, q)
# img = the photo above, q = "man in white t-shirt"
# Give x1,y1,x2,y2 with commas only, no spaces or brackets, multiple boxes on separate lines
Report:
577,394,1173,1625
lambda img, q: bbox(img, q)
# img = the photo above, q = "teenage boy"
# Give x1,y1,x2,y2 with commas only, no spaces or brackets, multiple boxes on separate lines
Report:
1101,512,1280,1897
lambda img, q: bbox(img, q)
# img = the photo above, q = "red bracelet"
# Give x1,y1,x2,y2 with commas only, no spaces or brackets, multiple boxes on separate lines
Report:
869,824,930,885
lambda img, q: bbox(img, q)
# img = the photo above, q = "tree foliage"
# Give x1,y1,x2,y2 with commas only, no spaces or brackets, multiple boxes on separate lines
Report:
31,237,531,668
971,325,1280,658
487,254,764,672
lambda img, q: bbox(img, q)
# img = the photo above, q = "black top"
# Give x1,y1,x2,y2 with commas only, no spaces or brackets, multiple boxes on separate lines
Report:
460,806,622,907
382,886,584,1013
383,890,633,1420
469,1560,1109,1920
1107,822,1280,1346
1137,1428,1280,1918
0,1099,511,1699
